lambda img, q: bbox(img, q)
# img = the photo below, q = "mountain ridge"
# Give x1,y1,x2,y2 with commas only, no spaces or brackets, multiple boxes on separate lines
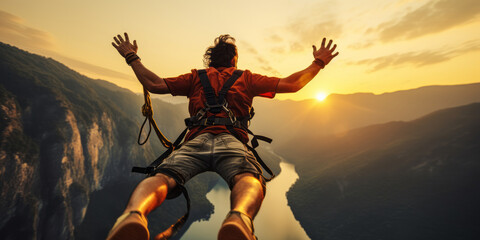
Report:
252,81,480,149
286,102,480,240
0,41,215,240
2,41,479,240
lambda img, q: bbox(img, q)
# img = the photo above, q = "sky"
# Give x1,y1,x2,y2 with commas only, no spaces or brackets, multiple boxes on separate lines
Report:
1,0,479,101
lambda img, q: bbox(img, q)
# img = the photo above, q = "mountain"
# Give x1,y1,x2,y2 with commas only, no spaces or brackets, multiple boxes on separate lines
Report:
251,83,480,148
0,42,219,240
2,40,479,240
286,103,480,240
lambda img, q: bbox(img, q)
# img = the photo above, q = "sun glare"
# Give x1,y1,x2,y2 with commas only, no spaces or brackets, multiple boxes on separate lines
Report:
316,92,328,101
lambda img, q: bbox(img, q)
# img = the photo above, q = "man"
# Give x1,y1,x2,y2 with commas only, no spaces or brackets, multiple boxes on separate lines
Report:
109,33,338,240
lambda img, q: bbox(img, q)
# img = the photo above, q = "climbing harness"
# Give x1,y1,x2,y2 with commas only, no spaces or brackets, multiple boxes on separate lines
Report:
131,69,274,239
184,69,275,181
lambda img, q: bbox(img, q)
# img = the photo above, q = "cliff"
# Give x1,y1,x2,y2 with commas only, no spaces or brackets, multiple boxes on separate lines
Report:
0,42,217,240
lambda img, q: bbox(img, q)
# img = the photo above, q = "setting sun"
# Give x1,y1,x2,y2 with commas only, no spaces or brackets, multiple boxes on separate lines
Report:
316,92,328,101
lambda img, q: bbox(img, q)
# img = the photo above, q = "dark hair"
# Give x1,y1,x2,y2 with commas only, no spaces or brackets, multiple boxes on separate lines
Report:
203,34,237,68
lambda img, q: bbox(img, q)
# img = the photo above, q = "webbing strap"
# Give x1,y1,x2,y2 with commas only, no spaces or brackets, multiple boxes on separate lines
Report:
196,69,275,181
197,70,217,109
246,128,272,148
225,125,275,182
132,127,189,175
185,116,250,129
246,145,275,182
198,69,243,113
218,70,243,104
154,185,190,239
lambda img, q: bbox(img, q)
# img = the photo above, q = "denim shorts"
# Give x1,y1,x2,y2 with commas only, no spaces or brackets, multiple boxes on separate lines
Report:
154,133,265,199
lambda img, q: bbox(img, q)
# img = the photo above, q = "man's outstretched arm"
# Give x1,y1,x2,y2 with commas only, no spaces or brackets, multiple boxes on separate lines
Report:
112,33,170,94
277,38,339,93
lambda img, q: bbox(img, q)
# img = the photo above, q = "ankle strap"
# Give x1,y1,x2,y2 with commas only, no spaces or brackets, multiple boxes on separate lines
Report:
130,210,143,216
228,210,254,233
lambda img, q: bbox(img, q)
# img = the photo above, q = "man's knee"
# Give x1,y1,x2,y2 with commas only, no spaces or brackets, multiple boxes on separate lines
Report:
148,173,177,192
233,172,255,184
232,172,265,196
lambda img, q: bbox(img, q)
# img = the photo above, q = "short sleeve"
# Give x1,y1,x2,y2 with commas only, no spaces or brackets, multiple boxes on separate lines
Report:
246,70,280,98
163,71,195,96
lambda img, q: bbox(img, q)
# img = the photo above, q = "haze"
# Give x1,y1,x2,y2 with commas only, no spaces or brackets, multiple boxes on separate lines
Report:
1,0,479,100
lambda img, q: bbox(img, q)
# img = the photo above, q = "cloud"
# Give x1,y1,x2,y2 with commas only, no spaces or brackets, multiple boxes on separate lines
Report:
238,40,280,76
350,39,480,71
375,0,480,42
268,34,283,43
260,1,343,54
0,10,133,83
50,54,134,81
0,10,54,50
348,41,375,50
287,19,343,52
239,40,258,55
270,46,285,54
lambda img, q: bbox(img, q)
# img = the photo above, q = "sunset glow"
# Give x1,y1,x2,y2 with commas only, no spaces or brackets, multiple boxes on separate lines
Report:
316,92,328,101
0,0,479,100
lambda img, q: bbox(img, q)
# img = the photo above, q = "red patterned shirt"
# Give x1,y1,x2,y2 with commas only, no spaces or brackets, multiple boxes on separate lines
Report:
163,67,280,143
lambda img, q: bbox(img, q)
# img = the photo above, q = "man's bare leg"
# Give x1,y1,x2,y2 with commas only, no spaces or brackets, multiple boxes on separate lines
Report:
218,173,265,240
124,173,177,215
230,173,264,218
107,173,177,240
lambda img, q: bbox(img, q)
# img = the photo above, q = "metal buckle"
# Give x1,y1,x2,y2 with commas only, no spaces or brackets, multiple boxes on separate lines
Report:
195,108,206,120
205,99,228,113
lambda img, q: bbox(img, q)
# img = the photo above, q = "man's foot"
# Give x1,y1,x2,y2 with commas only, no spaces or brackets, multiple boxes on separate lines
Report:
107,211,149,240
218,210,257,240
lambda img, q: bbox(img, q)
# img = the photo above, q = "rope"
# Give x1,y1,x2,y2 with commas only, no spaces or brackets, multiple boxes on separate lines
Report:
134,88,189,240
137,87,173,149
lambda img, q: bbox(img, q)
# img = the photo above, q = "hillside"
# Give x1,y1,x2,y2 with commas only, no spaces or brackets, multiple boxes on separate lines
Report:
0,42,216,240
286,103,480,240
2,40,479,240
251,83,480,148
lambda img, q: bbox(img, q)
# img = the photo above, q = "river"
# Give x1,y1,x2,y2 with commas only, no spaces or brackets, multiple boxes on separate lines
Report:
182,159,310,240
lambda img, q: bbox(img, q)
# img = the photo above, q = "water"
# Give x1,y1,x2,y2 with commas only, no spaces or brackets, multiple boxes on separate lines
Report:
182,161,310,240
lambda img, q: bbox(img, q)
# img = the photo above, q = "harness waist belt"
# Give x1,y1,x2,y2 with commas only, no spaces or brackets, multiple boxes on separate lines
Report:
185,116,248,128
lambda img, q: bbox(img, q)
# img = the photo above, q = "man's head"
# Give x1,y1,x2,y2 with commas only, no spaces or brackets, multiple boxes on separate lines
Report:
203,34,238,68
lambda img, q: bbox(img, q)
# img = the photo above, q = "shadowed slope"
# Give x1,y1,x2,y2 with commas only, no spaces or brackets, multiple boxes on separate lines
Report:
287,103,480,240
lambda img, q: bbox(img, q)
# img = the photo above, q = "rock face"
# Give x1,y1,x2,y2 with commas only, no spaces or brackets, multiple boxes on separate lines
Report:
4,40,478,240
0,85,39,239
0,42,217,240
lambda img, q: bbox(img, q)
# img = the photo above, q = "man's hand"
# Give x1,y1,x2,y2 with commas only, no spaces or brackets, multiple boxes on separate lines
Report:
112,32,138,57
312,38,339,66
